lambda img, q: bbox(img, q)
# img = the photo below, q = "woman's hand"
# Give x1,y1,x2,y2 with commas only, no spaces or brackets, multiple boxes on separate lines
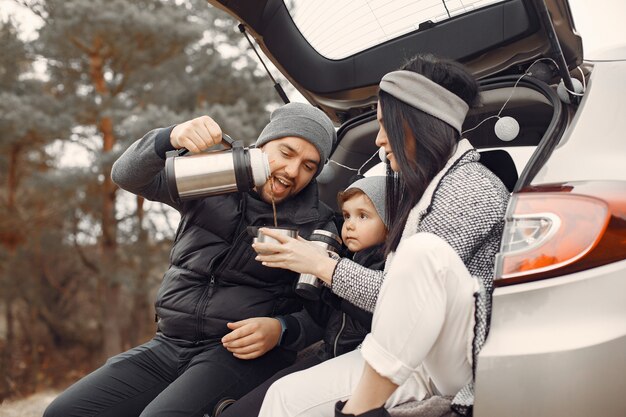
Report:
252,227,338,284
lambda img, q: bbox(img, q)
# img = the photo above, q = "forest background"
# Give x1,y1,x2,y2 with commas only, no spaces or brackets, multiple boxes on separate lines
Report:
0,0,289,403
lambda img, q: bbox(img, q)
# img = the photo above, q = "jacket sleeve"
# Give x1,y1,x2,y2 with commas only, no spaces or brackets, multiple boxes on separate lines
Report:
419,164,509,264
302,291,336,329
111,125,182,210
330,258,384,313
275,308,324,352
339,298,373,329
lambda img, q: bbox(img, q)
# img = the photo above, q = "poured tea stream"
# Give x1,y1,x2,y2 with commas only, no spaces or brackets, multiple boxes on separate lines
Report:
270,177,278,227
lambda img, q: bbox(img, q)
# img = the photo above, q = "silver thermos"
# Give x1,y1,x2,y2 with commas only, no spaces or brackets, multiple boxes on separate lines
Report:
165,134,270,201
295,230,343,300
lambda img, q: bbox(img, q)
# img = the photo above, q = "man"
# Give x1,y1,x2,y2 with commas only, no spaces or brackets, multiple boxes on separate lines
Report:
44,102,338,417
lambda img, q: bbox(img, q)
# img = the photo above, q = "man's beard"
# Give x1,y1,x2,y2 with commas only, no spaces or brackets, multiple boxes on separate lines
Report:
258,177,293,205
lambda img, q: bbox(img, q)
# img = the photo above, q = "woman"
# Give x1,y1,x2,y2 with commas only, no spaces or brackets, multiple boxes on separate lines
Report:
251,54,510,417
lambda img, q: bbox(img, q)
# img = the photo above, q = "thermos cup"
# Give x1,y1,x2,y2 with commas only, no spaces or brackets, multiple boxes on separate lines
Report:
252,227,299,254
295,230,343,300
165,134,270,201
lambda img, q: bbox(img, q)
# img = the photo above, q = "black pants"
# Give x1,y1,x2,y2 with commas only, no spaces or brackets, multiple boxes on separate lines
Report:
219,355,323,417
43,333,295,417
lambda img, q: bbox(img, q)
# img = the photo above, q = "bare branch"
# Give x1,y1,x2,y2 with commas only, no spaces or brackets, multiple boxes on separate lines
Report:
69,36,95,55
73,241,100,274
72,216,100,274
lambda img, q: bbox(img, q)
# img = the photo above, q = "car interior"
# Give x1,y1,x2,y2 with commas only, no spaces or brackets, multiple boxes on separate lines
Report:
318,73,564,211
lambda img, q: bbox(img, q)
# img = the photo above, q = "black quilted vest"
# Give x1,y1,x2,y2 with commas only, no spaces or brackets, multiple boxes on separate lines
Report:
155,182,336,342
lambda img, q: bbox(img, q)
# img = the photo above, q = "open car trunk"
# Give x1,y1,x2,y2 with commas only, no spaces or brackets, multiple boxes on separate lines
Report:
205,0,584,211
207,0,582,123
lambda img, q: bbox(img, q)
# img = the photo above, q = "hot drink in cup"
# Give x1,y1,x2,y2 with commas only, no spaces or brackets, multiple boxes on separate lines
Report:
252,227,298,254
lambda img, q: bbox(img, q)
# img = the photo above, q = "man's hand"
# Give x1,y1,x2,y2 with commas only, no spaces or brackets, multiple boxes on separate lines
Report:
221,317,282,360
170,115,223,153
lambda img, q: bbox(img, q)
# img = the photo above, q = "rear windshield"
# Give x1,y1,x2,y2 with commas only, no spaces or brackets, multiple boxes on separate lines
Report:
286,0,505,59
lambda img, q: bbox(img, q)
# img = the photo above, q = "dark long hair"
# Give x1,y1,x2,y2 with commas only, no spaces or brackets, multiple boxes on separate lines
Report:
382,54,479,255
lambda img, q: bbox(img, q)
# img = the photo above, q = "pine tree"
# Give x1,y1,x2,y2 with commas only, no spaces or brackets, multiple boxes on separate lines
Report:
0,17,74,398
3,0,281,393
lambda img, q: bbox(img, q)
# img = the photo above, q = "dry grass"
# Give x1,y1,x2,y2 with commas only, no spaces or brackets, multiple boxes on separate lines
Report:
0,391,58,417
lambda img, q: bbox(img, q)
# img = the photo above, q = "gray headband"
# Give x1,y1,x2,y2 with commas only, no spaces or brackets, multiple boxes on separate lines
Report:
379,70,469,134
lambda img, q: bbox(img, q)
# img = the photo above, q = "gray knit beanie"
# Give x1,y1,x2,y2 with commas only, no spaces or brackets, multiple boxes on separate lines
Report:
344,176,387,227
255,102,336,177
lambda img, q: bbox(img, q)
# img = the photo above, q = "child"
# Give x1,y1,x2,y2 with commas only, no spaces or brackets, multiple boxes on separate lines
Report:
307,175,388,360
219,175,388,417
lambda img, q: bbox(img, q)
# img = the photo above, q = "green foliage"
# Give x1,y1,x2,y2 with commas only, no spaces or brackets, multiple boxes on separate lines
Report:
32,0,277,142
0,20,29,88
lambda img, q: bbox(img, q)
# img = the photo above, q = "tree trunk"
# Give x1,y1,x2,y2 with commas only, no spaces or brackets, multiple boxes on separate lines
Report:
0,299,14,400
27,308,40,391
1,144,22,251
0,145,21,399
90,37,124,359
99,116,123,359
127,196,153,347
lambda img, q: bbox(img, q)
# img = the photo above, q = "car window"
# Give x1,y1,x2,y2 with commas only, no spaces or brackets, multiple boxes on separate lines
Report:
285,0,505,60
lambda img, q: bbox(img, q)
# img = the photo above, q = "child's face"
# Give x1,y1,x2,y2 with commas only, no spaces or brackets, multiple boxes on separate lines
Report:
341,193,387,253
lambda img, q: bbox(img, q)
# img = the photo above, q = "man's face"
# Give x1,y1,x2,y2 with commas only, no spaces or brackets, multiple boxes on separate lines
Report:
257,137,320,204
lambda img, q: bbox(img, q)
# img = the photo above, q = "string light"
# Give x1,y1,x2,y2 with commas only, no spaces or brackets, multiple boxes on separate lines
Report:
328,147,381,175
462,57,567,136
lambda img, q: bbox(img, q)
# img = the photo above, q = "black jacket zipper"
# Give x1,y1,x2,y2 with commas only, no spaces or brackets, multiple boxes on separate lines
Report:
333,312,347,358
195,274,215,342
194,197,247,340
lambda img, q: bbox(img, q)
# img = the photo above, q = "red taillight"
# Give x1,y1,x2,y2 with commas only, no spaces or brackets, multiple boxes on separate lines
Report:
495,181,626,286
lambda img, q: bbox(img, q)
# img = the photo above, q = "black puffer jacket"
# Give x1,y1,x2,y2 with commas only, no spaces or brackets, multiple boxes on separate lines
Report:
112,126,337,343
303,244,385,359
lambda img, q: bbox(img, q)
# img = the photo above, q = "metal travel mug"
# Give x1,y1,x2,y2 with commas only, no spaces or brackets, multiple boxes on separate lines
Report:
165,134,270,201
295,230,343,300
252,227,299,254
